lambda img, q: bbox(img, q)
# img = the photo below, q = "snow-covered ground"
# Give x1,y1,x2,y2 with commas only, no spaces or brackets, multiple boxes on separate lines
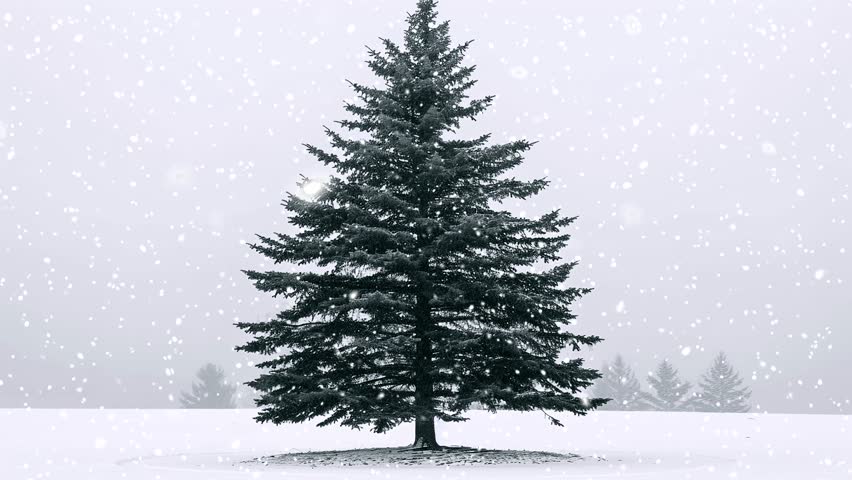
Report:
1,409,849,479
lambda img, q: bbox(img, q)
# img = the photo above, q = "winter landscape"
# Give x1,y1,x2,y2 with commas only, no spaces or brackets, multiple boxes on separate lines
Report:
2,0,851,478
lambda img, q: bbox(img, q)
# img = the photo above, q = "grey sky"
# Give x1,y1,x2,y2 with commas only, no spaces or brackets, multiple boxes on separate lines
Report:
1,0,850,413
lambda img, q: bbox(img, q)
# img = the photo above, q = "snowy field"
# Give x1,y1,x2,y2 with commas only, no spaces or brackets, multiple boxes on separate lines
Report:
1,409,849,479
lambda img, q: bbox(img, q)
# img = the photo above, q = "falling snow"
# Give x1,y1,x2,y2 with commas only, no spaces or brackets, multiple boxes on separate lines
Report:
0,3,850,477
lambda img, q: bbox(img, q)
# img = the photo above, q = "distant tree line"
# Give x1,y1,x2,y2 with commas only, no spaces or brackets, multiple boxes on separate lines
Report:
180,363,238,409
592,352,752,412
180,354,751,413
179,363,259,409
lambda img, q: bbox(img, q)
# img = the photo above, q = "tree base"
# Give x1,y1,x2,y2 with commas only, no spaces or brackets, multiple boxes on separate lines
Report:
409,438,442,450
255,447,582,467
412,415,439,450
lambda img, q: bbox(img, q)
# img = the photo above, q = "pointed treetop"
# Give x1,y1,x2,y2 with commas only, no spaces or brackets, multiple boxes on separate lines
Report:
404,0,450,57
409,0,439,30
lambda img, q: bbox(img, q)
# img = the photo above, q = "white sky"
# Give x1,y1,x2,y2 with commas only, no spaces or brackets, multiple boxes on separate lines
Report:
0,0,850,413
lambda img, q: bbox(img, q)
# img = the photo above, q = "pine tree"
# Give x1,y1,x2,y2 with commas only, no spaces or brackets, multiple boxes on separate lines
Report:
646,359,691,411
180,363,237,409
593,355,654,411
237,0,606,449
689,352,751,413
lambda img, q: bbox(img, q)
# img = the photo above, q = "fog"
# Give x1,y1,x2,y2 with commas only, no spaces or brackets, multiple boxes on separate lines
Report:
1,0,850,413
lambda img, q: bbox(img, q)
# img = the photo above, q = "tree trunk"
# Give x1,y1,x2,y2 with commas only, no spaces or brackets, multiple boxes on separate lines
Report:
412,285,440,449
412,414,439,449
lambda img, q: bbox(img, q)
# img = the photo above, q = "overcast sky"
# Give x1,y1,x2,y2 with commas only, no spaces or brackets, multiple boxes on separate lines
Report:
1,0,850,413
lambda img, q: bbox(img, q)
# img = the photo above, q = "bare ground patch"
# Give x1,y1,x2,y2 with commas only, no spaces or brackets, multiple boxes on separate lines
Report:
248,446,584,468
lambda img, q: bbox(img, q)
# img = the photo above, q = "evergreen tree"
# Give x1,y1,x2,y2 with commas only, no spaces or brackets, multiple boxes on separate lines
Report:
689,352,751,413
237,0,606,449
647,359,691,411
180,363,237,409
593,355,654,411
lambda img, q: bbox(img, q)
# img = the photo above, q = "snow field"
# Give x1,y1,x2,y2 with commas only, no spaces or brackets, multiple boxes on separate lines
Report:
1,409,849,479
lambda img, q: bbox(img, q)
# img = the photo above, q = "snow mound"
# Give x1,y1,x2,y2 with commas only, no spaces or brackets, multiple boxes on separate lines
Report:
251,446,582,467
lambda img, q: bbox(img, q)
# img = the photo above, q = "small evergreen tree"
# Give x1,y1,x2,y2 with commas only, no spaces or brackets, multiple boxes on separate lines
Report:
180,363,237,409
237,0,606,449
689,352,751,413
647,359,691,411
593,355,654,411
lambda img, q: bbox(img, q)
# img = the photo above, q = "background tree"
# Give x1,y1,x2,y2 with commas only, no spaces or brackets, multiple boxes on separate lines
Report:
647,359,691,411
237,0,606,449
689,352,751,413
235,383,260,409
180,363,237,409
593,355,654,411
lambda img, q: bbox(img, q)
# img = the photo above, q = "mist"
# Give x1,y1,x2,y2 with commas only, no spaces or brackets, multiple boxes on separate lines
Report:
1,0,849,413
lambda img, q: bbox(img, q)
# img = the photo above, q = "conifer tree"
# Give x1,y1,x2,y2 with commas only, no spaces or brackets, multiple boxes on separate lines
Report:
689,352,751,413
180,363,237,409
237,0,606,449
593,355,654,411
647,359,691,411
